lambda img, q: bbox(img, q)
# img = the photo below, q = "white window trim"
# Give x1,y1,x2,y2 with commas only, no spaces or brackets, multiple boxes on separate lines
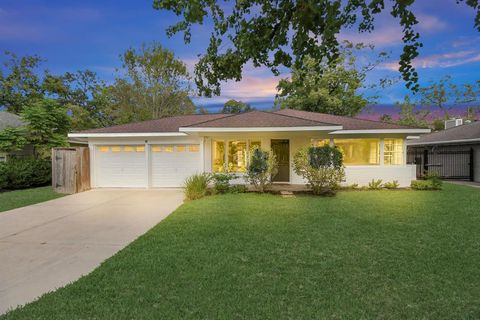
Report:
212,139,261,173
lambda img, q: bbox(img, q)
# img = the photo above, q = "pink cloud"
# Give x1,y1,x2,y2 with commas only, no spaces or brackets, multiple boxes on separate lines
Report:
381,50,480,70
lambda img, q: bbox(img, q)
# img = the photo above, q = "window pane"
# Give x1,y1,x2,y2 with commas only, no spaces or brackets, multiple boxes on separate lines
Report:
111,146,121,152
212,141,225,172
384,139,404,165
250,140,261,150
151,145,161,152
163,145,173,153
176,145,186,152
99,146,109,153
188,145,200,152
124,146,134,152
311,139,330,147
228,140,247,172
334,139,380,165
136,146,145,152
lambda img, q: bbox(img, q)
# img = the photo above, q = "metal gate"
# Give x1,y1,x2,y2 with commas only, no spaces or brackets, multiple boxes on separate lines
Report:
407,147,474,180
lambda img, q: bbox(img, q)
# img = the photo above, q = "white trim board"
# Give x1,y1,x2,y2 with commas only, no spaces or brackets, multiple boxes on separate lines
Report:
68,132,187,138
329,129,431,134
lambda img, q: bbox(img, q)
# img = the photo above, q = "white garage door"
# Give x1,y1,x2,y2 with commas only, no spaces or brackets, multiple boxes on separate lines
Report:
151,144,201,187
95,145,146,187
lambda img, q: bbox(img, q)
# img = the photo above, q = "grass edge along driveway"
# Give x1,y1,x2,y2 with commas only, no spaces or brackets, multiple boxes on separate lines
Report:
2,183,479,319
0,186,64,213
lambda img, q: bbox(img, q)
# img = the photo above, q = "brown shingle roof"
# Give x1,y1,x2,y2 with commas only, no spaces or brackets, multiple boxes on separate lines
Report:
409,121,480,145
75,114,230,133
275,108,417,130
184,110,337,128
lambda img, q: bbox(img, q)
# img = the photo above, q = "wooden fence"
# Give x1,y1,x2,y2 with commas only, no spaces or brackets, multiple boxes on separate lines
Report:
52,147,91,193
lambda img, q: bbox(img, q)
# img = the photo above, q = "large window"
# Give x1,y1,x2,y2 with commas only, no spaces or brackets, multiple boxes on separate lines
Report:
334,139,380,165
213,140,261,173
384,139,404,165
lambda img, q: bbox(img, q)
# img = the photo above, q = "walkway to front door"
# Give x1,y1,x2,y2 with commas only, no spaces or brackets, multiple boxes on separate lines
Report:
271,139,290,182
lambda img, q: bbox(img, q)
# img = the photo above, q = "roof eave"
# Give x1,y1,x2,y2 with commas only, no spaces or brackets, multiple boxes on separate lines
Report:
179,126,343,133
407,137,480,146
68,132,188,138
329,129,431,135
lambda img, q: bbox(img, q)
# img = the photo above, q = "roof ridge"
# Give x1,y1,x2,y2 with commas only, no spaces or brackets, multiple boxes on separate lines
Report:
278,108,424,129
259,109,340,126
181,111,250,127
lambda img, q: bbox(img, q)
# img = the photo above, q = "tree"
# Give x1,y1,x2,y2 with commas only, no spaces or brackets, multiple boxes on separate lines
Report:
245,147,278,192
275,43,385,116
153,0,480,96
222,99,253,113
107,42,195,124
419,76,480,119
395,96,428,128
379,114,393,123
0,127,28,153
21,98,71,158
0,52,44,114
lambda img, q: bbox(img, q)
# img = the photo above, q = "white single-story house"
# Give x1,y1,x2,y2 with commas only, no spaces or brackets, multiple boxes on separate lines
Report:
68,109,430,188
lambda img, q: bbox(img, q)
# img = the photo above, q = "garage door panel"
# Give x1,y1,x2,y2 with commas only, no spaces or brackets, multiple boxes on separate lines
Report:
95,146,146,187
151,145,201,187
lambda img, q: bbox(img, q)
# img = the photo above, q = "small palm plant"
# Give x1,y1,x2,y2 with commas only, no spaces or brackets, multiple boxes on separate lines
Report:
184,173,212,200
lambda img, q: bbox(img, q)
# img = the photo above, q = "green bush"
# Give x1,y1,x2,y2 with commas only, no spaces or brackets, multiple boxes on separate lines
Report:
211,173,237,194
411,179,442,190
0,157,51,190
383,180,400,189
184,173,212,200
293,145,345,196
425,172,443,190
245,148,278,193
368,179,383,190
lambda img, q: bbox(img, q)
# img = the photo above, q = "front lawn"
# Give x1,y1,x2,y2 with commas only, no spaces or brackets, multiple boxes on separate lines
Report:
0,186,64,213
2,183,479,319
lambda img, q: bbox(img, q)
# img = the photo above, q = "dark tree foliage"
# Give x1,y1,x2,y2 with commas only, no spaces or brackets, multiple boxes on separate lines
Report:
308,145,343,169
153,0,480,96
222,99,253,113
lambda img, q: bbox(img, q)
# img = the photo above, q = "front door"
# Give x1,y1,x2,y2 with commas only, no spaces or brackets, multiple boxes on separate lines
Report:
271,139,289,182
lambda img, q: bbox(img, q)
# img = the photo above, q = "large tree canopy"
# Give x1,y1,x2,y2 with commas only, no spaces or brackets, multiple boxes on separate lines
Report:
275,42,386,116
153,0,480,96
105,42,195,123
222,99,253,113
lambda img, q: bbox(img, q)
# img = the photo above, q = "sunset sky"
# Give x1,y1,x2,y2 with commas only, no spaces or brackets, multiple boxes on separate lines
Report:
1,0,479,115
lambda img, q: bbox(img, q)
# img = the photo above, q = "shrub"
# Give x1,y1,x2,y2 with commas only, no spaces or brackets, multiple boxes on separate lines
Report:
383,180,400,189
368,179,383,190
230,184,247,193
184,173,212,200
411,178,442,191
245,148,278,193
0,157,51,190
425,172,443,190
293,145,345,196
211,173,237,194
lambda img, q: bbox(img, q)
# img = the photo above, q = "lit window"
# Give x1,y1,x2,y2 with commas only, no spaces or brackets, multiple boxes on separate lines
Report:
98,146,109,153
124,146,134,152
334,139,380,165
212,141,225,172
163,145,173,153
250,141,261,151
136,146,145,152
176,145,186,152
384,139,404,165
188,145,200,152
151,145,161,152
111,146,121,152
228,140,247,172
311,139,330,147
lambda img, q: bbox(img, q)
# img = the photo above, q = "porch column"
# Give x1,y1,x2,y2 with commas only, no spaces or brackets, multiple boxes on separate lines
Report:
380,138,385,166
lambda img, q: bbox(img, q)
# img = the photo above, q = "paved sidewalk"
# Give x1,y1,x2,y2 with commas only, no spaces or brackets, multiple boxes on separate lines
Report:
0,189,184,314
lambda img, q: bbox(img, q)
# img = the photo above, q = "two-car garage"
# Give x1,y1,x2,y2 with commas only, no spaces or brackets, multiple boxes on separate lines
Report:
94,144,201,188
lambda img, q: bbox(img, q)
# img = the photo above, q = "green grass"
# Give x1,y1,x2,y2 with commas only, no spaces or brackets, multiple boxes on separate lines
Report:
2,183,480,319
0,186,64,213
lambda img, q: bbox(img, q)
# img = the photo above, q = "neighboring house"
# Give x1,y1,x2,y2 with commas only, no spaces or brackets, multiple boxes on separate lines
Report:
407,120,480,182
0,111,34,162
68,109,430,188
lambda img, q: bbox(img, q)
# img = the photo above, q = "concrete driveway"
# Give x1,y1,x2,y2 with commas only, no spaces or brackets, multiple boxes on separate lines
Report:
0,189,184,314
